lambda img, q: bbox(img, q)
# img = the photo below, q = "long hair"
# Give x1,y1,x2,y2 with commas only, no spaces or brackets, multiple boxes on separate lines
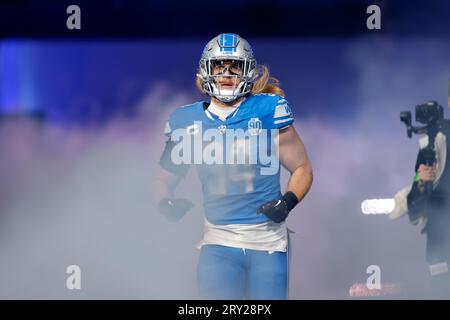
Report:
196,64,285,98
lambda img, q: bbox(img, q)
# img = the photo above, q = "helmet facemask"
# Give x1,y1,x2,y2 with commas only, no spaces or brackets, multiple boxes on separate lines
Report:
199,57,256,103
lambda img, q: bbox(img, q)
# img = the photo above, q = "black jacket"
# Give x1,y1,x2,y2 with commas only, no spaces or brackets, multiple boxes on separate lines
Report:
407,120,450,263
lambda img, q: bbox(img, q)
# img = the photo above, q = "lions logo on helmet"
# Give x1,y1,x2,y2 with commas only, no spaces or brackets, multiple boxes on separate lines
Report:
197,33,257,103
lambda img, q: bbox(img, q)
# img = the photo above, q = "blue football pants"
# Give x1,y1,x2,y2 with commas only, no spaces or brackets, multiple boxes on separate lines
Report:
197,244,288,300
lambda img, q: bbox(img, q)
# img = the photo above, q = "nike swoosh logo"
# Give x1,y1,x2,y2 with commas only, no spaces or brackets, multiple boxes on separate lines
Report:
275,200,282,207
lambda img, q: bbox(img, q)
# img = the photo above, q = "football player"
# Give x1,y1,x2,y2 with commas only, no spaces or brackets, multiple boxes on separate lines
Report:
152,33,313,299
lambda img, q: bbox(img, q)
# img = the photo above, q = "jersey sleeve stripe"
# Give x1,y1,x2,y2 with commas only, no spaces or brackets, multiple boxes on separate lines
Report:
274,117,294,125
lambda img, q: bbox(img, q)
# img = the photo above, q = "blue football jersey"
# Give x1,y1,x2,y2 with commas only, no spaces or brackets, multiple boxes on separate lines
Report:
163,94,294,225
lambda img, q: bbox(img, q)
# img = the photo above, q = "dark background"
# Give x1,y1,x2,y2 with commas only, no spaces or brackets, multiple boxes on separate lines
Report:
1,0,450,38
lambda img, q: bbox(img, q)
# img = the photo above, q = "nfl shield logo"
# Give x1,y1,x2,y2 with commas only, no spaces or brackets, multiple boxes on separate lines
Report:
218,125,227,135
248,118,262,135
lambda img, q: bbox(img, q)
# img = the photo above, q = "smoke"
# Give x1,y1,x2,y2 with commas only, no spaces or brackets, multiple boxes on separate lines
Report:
285,117,430,299
285,37,450,299
0,84,206,299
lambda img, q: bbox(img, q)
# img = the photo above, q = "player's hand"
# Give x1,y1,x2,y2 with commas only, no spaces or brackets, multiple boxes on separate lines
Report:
257,192,299,223
258,198,290,223
157,198,194,222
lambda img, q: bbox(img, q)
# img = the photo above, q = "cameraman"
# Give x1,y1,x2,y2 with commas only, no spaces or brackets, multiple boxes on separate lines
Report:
406,97,450,298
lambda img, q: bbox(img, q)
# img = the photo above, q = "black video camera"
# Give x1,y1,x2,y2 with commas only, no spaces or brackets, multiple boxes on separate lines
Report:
400,101,444,138
416,101,444,126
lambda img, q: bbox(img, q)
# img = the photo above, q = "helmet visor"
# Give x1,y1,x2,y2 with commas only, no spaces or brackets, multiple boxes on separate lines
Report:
210,59,245,76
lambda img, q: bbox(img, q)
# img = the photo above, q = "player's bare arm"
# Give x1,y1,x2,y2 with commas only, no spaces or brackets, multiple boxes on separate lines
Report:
151,166,181,205
257,125,313,223
151,149,193,222
279,125,313,203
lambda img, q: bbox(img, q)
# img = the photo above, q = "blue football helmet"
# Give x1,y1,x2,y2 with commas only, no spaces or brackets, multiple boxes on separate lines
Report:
197,33,257,103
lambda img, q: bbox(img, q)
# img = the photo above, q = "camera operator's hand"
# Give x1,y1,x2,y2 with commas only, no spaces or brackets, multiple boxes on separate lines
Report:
417,164,437,192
